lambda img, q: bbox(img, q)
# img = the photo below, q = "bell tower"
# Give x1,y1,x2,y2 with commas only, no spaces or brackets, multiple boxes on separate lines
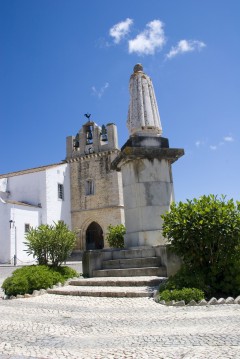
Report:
66,115,124,251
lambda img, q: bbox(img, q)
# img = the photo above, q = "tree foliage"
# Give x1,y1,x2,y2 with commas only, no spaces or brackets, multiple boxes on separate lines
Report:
24,221,77,267
106,224,126,248
161,195,240,296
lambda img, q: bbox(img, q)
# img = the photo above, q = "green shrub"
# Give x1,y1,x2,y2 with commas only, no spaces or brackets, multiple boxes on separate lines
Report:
105,224,125,248
159,288,205,304
24,221,77,266
54,266,79,280
161,195,240,296
1,265,79,297
208,254,240,297
159,266,209,294
2,275,29,296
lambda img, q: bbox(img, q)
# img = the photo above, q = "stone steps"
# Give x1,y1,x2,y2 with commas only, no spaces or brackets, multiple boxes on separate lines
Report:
111,247,156,259
48,286,154,297
69,276,164,287
92,266,166,278
82,245,182,279
47,276,167,298
102,257,162,269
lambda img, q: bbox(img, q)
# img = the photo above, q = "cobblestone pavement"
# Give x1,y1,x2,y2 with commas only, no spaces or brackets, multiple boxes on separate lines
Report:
0,294,240,359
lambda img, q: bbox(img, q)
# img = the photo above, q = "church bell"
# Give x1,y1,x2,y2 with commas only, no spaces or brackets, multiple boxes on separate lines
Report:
86,129,92,140
100,125,108,142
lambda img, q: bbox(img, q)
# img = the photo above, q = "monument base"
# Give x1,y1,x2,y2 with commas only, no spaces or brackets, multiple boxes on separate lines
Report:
111,136,184,248
124,229,167,248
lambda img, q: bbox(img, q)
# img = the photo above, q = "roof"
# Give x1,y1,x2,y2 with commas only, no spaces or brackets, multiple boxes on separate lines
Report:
0,161,67,179
7,200,40,208
0,198,40,208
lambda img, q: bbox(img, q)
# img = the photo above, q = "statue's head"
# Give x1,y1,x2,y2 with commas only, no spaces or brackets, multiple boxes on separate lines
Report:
133,64,143,73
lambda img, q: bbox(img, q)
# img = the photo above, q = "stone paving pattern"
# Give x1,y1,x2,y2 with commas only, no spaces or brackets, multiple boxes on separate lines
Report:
0,294,240,359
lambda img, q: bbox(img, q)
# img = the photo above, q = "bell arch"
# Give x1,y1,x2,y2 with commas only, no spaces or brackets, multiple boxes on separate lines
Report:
85,221,104,250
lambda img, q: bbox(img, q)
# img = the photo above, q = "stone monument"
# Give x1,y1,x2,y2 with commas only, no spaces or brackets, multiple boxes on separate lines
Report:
82,64,184,278
112,64,184,247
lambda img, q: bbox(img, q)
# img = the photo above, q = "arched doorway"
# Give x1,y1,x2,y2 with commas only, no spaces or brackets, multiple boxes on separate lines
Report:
86,222,104,250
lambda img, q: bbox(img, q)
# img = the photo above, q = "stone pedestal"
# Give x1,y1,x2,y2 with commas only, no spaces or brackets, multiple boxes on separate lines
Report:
112,135,184,248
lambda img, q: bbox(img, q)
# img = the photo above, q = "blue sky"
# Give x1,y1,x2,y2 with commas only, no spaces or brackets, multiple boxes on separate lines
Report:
0,0,239,202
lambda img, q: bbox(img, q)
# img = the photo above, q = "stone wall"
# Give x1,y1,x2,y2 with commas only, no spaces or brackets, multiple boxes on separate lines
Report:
69,150,125,250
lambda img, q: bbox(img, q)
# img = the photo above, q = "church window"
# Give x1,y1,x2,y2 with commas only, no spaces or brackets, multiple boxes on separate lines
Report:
58,183,64,200
86,179,94,195
25,223,30,233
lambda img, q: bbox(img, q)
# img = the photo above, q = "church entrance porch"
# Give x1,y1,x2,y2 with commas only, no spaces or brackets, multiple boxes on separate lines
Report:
86,222,104,250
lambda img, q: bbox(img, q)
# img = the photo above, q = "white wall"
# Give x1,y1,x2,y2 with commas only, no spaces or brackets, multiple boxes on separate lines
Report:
9,205,41,263
0,202,40,264
45,164,71,228
0,163,72,263
7,170,46,210
0,201,11,263
5,163,71,228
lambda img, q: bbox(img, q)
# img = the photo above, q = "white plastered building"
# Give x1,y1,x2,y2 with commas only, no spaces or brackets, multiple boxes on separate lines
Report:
0,163,71,264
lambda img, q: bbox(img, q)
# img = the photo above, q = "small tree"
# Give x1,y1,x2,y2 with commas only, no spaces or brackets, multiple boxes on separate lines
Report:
106,224,126,249
161,195,240,295
25,221,77,267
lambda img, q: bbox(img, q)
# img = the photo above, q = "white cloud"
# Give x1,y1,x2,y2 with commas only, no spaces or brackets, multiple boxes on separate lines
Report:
91,82,109,98
128,20,166,55
109,18,133,44
209,136,234,151
224,136,234,142
195,140,205,148
96,37,111,48
166,40,206,59
195,135,234,152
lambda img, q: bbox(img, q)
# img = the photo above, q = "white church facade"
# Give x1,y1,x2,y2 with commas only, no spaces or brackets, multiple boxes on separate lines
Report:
0,163,72,264
0,120,124,264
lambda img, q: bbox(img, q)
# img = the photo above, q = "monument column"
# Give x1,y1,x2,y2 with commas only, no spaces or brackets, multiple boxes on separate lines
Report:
112,64,184,248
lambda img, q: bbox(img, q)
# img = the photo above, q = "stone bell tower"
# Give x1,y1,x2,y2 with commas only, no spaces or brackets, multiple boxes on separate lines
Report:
66,116,124,251
112,64,184,248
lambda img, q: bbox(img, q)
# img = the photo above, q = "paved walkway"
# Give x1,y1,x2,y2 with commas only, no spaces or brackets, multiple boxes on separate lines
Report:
0,294,240,359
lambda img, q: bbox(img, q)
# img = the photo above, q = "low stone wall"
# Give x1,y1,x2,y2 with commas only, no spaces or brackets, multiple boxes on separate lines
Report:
155,245,182,277
82,249,118,277
154,295,240,306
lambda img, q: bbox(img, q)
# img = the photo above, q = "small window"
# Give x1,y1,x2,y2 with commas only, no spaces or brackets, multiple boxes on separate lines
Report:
58,183,64,200
86,179,94,195
25,224,30,233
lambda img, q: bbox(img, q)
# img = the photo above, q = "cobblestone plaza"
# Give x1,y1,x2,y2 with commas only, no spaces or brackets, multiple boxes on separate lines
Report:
0,294,240,359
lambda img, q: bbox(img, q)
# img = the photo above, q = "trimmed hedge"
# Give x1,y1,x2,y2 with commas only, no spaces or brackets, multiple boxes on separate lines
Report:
1,265,79,297
159,288,205,304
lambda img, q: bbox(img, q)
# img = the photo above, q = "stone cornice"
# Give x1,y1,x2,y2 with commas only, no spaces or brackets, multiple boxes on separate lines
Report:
111,146,184,171
66,149,120,163
71,204,124,213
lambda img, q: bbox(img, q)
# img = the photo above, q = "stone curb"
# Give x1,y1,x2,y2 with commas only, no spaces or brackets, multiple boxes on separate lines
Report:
1,277,80,300
2,277,240,305
155,295,240,306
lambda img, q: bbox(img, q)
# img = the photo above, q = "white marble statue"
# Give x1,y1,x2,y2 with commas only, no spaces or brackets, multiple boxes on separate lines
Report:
127,64,162,136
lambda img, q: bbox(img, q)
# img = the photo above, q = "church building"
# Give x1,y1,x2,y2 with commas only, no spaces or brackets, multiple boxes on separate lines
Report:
0,63,182,265
0,118,124,264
